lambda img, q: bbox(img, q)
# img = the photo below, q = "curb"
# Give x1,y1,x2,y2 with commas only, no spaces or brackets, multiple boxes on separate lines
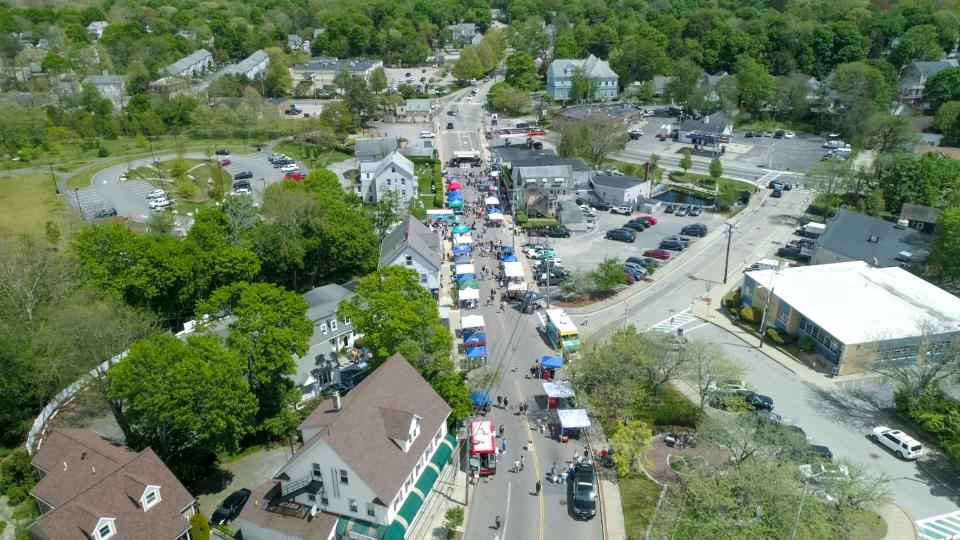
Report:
883,501,919,540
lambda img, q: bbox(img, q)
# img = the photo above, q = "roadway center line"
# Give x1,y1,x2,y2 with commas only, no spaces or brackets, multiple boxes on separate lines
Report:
513,375,544,540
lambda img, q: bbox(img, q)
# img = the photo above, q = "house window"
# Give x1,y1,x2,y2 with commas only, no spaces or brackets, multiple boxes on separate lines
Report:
349,499,358,512
401,179,406,185
387,178,392,186
321,495,329,505
142,488,160,510
320,323,328,334
96,522,115,540
340,469,349,485
308,494,316,501
405,255,413,266
776,300,790,325
330,320,338,331
420,273,427,283
313,463,322,476
366,503,376,517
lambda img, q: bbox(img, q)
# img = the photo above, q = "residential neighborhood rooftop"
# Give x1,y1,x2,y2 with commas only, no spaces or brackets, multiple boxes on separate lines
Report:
816,209,933,267
746,261,960,344
379,215,441,269
592,174,645,190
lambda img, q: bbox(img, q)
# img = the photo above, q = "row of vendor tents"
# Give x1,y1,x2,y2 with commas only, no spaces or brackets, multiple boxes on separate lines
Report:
469,376,591,438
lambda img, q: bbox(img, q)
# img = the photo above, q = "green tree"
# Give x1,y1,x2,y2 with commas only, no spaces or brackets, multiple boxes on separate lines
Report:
828,62,891,136
369,67,388,94
40,51,69,73
504,52,538,90
452,47,484,81
608,420,652,477
189,513,211,540
146,210,175,235
858,189,886,217
923,68,960,111
262,50,293,97
928,207,960,288
444,506,464,534
709,157,723,180
553,32,580,59
610,36,670,87
0,449,39,505
589,257,626,292
733,54,775,115
934,101,960,134
665,59,704,108
487,83,531,115
560,270,593,298
197,282,311,430
679,149,693,173
865,113,914,153
890,24,943,68
681,340,744,414
106,333,257,481
569,68,598,103
506,16,549,58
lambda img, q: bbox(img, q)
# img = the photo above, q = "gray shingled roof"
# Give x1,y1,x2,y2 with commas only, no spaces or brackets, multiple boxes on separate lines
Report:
303,284,354,322
592,174,644,190
514,164,573,178
547,54,618,80
512,156,590,172
378,215,441,270
899,203,942,224
163,49,211,75
680,112,731,132
289,353,451,504
816,208,933,267
354,137,398,162
81,75,124,87
911,59,959,77
222,49,269,76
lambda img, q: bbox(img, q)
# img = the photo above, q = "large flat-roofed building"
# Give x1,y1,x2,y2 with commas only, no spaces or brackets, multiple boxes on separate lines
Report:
291,57,383,89
811,209,932,268
741,261,960,374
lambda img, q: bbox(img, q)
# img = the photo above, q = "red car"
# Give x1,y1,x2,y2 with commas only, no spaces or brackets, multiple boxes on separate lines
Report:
285,172,304,181
643,249,671,260
639,215,657,225
218,159,231,167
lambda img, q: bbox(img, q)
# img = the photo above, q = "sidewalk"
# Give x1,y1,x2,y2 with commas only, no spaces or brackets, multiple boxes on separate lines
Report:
882,503,919,540
406,467,470,540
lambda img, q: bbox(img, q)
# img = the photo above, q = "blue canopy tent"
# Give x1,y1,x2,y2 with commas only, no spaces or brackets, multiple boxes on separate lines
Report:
536,355,564,380
503,255,518,262
448,199,464,208
453,245,472,254
466,347,487,359
453,254,472,264
471,389,491,414
457,273,476,282
453,225,470,234
463,332,486,346
447,192,463,201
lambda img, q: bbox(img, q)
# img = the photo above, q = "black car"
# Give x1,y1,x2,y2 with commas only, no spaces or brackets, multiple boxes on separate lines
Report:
787,238,815,249
572,463,597,520
688,206,702,216
681,224,708,237
446,122,454,129
742,391,774,411
93,207,118,219
626,256,662,268
774,130,785,139
542,225,571,238
233,170,254,180
663,235,691,247
623,221,646,232
215,149,231,156
211,488,251,525
777,246,803,259
538,272,568,286
232,180,252,190
591,201,612,211
771,188,783,198
659,239,685,251
767,180,784,190
447,110,456,116
605,228,635,242
809,444,834,461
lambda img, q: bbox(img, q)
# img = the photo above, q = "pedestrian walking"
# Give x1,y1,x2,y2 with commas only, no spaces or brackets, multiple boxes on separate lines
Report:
520,455,525,470
501,438,507,452
514,458,520,473
535,480,541,494
495,515,501,529
503,397,508,409
500,299,506,312
499,424,504,437
497,395,502,407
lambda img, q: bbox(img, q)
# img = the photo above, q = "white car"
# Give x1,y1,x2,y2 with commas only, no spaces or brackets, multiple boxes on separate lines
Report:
579,204,597,216
420,131,436,139
232,187,252,196
798,463,849,481
783,131,796,139
870,426,922,460
149,198,172,209
280,163,300,173
611,206,632,215
146,189,166,199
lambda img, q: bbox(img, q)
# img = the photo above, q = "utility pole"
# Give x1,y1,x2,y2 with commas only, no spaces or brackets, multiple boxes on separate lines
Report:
49,164,59,194
73,188,85,220
722,223,734,284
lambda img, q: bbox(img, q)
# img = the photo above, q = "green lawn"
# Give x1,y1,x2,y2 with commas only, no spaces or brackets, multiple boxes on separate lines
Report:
847,509,887,540
415,161,441,209
0,173,74,237
273,141,351,169
619,474,663,539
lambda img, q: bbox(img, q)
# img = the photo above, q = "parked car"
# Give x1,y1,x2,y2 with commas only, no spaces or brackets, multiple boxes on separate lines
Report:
663,235,691,247
215,149,230,156
659,238,685,251
774,130,786,139
768,180,784,190
280,164,300,173
233,170,254,180
638,215,657,225
211,488,251,525
149,198,172,209
447,110,456,116
623,221,646,232
591,201,612,211
643,249,671,260
629,129,643,140
605,228,636,243
664,204,676,213
681,223,708,237
674,205,689,217
218,159,231,167
623,262,648,280
755,410,783,424
579,204,597,216
776,246,805,260
93,207,118,219
572,463,597,520
233,187,252,195
627,256,663,268
688,206,702,216
525,247,555,259
742,391,774,411
285,172,304,181
446,122,455,129
420,131,436,138
611,206,632,215
542,225,571,238
870,426,922,460
537,270,568,286
784,131,796,139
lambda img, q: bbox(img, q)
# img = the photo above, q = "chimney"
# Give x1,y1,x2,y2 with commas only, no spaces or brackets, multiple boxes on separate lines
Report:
91,466,96,475
63,462,68,471
333,391,342,411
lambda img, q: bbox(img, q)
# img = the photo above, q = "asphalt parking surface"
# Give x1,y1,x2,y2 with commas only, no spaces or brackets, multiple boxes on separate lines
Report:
530,206,728,274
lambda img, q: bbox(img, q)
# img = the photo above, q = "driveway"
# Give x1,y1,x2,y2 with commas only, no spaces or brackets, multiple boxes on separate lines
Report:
194,445,293,519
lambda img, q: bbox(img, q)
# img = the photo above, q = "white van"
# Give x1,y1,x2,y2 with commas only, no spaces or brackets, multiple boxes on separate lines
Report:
744,259,780,272
420,131,436,139
871,426,922,460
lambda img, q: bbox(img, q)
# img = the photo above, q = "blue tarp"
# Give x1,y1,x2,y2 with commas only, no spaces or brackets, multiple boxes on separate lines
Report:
457,273,476,281
542,356,563,369
448,192,463,200
501,246,515,257
503,255,518,262
454,254,472,263
471,390,491,406
453,245,472,254
463,332,486,346
466,347,487,359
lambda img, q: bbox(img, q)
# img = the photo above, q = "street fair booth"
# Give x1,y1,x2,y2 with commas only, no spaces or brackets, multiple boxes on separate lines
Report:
448,181,462,191
453,245,472,255
471,390,491,414
426,209,456,225
462,331,486,347
454,234,473,245
556,408,591,442
458,286,480,309
503,261,527,300
458,278,479,290
484,196,500,206
543,381,575,409
486,211,505,226
455,263,476,277
465,345,487,362
534,355,563,380
453,254,472,264
460,314,485,339
452,224,470,234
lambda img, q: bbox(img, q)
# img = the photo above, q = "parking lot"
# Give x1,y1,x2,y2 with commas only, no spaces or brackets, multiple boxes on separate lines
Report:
532,205,728,274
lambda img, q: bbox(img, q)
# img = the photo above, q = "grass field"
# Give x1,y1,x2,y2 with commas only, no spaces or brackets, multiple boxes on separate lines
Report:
619,474,663,539
0,173,74,237
273,141,351,169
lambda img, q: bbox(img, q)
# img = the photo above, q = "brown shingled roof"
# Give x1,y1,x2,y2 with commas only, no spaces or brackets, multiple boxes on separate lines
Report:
286,353,451,504
29,430,195,540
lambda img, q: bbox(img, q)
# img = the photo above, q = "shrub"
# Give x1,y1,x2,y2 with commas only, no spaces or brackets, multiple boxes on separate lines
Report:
739,306,758,324
444,506,465,534
723,288,742,310
765,327,795,345
515,211,528,226
643,385,699,428
798,335,814,351
189,513,211,540
0,450,39,506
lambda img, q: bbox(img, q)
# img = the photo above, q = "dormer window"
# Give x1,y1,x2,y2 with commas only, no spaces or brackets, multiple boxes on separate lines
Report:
94,518,116,540
141,486,161,511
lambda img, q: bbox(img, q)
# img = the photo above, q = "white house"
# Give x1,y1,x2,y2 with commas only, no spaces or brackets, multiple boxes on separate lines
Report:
86,21,108,40
355,151,418,206
81,74,125,111
546,54,619,101
236,354,456,540
162,49,213,77
294,283,361,402
592,174,651,208
379,216,442,298
221,49,270,79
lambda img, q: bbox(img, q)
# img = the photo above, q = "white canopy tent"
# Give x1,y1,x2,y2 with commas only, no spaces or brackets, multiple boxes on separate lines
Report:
503,261,523,279
507,281,528,293
455,263,476,276
557,409,591,429
461,314,485,330
459,288,480,301
543,381,575,399
484,196,500,205
487,212,504,221
454,234,474,245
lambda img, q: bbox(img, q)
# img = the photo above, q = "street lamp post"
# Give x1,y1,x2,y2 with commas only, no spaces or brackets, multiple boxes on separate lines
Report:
757,270,778,349
49,164,59,194
722,223,734,284
73,188,85,220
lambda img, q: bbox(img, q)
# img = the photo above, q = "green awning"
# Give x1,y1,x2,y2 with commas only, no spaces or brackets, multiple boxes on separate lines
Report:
379,434,459,540
337,516,380,538
381,522,405,540
414,466,439,495
431,434,457,468
397,491,425,527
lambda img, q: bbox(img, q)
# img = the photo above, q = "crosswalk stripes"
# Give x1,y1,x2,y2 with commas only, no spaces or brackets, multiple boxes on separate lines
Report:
649,310,699,333
918,511,960,540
